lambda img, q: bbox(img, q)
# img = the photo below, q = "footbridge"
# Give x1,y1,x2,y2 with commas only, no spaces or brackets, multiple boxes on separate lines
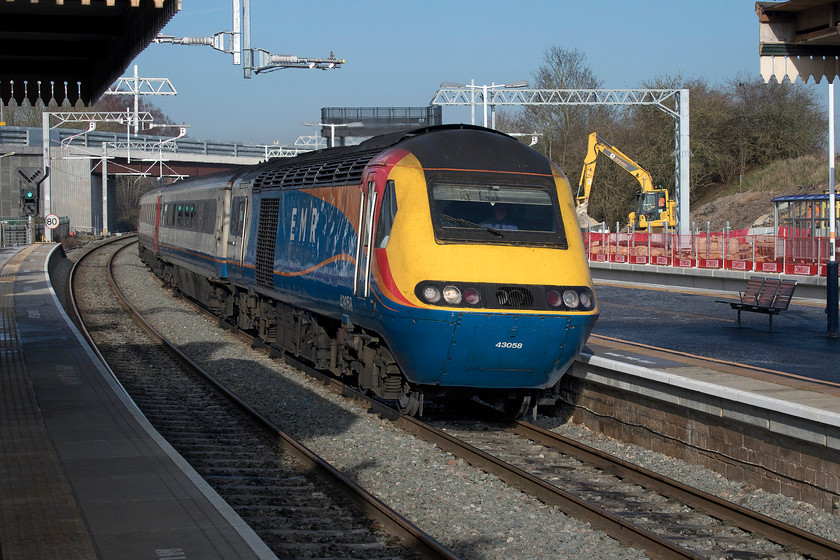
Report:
0,125,305,236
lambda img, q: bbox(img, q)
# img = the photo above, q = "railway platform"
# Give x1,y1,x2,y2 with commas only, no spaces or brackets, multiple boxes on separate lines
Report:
0,243,276,560
571,266,840,511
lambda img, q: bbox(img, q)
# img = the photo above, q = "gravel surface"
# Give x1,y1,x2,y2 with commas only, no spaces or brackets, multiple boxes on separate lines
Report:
109,245,840,559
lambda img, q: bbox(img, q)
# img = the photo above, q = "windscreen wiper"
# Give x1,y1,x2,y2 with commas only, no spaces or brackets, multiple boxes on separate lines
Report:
440,213,504,236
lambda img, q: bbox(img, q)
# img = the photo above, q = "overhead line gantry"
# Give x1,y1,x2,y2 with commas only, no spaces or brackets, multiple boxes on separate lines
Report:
431,86,690,235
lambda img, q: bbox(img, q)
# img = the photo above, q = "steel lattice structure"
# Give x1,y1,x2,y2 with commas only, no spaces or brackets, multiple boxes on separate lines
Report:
41,110,154,241
431,88,681,117
431,87,690,235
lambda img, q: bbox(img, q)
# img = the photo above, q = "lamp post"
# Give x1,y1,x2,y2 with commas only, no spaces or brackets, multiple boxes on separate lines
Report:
301,121,363,148
828,82,838,337
439,80,529,129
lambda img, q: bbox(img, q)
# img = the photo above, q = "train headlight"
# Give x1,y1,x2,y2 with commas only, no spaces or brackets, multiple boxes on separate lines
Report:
443,285,462,305
422,285,441,303
579,291,593,310
547,289,562,307
464,288,481,305
562,289,579,309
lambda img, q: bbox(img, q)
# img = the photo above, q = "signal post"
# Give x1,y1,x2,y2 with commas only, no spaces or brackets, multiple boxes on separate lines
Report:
17,167,44,244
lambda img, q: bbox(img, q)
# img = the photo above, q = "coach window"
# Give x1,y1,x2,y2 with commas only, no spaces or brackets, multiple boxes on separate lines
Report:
189,204,197,230
204,202,217,234
375,180,397,248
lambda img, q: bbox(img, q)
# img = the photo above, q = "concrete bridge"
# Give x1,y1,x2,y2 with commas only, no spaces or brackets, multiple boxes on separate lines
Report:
0,126,304,236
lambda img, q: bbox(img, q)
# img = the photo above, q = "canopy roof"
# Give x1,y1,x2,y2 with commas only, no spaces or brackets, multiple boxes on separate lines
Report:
0,0,180,106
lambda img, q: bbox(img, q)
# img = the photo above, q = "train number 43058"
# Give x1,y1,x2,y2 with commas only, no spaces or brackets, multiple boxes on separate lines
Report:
495,341,523,349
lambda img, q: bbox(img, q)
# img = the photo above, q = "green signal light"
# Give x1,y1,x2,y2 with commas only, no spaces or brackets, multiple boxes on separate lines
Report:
25,191,34,199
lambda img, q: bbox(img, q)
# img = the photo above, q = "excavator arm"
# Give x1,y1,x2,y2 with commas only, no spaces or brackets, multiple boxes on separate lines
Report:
576,132,653,210
576,132,674,231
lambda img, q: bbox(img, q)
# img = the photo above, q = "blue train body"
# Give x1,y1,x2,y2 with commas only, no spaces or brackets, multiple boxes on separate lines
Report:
138,125,598,414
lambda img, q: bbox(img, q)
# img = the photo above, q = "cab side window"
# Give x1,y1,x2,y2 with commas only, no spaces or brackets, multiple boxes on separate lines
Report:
375,180,397,248
230,196,246,234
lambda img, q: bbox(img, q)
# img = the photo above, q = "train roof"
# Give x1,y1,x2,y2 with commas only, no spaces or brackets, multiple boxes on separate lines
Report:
148,125,546,196
252,124,531,192
288,123,511,160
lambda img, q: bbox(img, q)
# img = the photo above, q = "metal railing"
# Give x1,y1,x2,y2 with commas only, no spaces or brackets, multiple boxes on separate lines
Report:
0,125,297,159
0,216,68,246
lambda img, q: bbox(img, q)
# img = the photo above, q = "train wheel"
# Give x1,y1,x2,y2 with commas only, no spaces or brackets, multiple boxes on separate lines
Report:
397,390,422,416
503,394,532,418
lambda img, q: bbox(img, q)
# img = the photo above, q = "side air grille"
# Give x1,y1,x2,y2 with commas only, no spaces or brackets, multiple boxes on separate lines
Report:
253,149,381,191
255,198,280,288
495,286,534,308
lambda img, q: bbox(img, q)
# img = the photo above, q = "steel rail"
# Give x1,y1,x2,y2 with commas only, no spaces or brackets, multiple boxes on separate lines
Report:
128,258,704,558
264,351,702,559
66,235,137,354
119,241,838,559
394,414,704,560
508,416,840,560
72,239,459,560
279,350,840,560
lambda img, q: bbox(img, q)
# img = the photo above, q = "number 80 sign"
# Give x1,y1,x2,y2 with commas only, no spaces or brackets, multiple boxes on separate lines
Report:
44,214,60,230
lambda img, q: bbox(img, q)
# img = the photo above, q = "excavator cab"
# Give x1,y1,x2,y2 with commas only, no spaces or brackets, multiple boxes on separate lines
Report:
636,190,665,221
630,188,673,231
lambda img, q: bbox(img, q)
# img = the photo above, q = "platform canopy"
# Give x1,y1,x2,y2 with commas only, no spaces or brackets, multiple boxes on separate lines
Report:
0,0,180,107
757,0,840,82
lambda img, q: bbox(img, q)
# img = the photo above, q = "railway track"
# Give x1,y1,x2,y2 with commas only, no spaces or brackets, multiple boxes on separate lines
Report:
418,407,840,560
68,237,457,560
87,238,840,560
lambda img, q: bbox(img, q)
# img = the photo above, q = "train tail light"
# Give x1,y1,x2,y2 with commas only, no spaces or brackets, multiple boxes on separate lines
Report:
464,288,481,305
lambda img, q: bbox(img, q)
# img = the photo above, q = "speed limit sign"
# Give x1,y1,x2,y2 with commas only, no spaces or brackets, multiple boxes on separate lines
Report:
44,214,60,230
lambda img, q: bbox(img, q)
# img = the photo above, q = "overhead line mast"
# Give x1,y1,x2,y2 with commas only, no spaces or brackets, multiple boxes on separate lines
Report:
153,0,344,77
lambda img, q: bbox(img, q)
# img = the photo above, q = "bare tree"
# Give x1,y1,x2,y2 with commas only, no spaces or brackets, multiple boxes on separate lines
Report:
521,46,615,171
115,175,158,232
728,76,825,170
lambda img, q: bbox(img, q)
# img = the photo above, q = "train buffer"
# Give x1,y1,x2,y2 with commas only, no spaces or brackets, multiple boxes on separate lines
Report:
716,276,797,331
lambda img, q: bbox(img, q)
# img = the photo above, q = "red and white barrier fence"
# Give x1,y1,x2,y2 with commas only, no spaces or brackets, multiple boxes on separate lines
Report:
584,229,837,277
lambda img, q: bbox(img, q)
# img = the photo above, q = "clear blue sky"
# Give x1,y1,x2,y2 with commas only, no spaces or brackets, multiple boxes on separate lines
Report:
129,0,822,146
